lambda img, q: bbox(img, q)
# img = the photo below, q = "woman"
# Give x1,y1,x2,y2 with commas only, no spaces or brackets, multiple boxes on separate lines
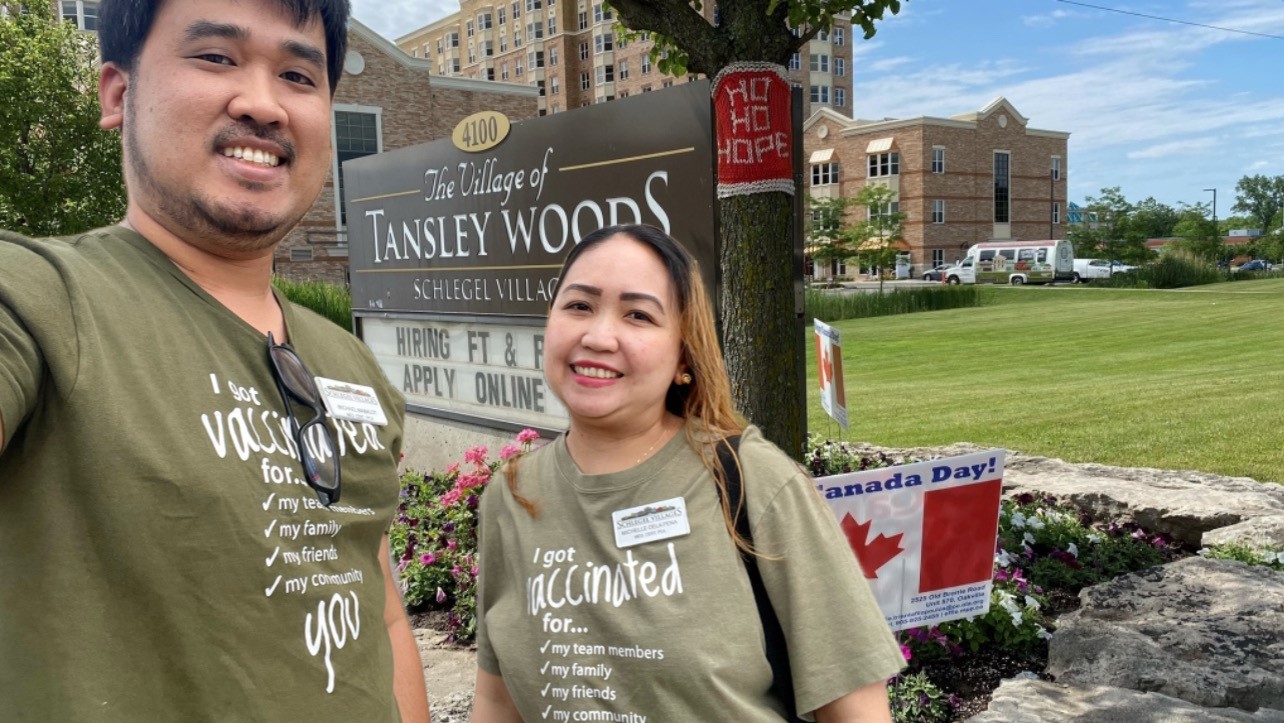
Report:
471,225,905,722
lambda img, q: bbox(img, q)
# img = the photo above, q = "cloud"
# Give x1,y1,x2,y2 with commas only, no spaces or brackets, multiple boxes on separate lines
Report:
1127,137,1220,160
351,0,459,41
1022,9,1077,28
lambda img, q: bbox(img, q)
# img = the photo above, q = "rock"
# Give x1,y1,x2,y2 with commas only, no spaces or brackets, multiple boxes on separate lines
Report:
1203,516,1284,550
430,691,473,723
1047,557,1284,712
967,679,1284,722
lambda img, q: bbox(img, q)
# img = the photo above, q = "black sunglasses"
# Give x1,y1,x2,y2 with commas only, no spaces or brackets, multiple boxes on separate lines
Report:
267,332,341,506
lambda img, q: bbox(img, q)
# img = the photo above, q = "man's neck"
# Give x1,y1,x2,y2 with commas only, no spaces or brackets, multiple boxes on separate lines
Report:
123,208,286,339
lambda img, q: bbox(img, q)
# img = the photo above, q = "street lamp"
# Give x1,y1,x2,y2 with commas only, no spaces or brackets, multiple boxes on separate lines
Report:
1049,169,1055,239
1204,188,1217,228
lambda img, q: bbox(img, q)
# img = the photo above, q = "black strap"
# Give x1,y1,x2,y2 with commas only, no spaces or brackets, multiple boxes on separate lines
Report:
715,436,805,723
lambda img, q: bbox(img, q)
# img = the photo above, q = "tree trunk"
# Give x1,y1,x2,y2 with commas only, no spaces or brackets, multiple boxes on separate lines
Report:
719,191,805,456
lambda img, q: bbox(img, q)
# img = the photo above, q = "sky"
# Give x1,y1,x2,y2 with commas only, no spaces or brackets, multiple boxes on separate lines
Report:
349,0,1284,216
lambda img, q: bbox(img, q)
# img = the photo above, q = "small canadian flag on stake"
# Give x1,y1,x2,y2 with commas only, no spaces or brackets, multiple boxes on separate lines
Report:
816,450,1006,631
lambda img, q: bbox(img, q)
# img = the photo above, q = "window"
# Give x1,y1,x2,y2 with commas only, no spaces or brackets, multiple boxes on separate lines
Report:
809,85,830,104
333,109,380,227
451,58,461,73
530,50,544,68
932,249,944,266
581,72,590,90
1053,202,1061,225
809,54,829,72
449,32,460,47
549,46,558,65
515,59,524,76
468,48,476,64
816,29,829,41
437,39,444,54
548,17,556,34
811,163,840,186
834,88,846,108
594,32,613,53
422,43,431,58
593,3,611,21
641,55,651,74
62,0,99,31
486,68,495,81
618,59,629,80
500,63,509,80
526,21,543,39
868,152,900,178
499,34,508,52
498,7,506,23
551,76,560,94
931,147,945,174
466,19,474,36
994,151,1011,223
662,79,673,88
484,40,494,56
512,0,520,17
578,11,587,29
1051,156,1062,181
833,26,845,45
536,79,545,96
514,29,522,47
525,0,541,11
868,201,900,221
478,12,493,29
596,65,614,83
789,53,800,71
835,57,845,76
579,42,589,60
932,200,945,224
641,84,652,92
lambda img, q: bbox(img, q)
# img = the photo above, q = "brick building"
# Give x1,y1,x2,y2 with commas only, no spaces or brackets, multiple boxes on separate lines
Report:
395,1,854,118
276,21,539,282
803,97,1070,277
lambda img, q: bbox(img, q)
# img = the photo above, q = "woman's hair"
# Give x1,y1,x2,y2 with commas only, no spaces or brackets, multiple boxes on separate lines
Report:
506,225,755,552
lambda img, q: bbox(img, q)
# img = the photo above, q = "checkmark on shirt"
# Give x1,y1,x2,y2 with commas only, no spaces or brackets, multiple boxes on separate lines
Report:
541,639,551,653
265,575,283,597
264,519,277,538
541,683,552,697
266,546,281,566
262,493,276,511
541,661,550,674
542,705,552,720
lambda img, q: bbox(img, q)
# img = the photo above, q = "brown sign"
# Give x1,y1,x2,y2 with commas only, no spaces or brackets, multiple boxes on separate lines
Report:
344,81,717,318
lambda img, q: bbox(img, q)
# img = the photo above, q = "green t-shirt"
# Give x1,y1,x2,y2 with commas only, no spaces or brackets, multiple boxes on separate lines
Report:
476,425,906,722
0,227,406,721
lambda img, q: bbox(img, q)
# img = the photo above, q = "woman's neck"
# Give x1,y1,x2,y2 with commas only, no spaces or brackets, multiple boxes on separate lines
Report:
565,413,684,475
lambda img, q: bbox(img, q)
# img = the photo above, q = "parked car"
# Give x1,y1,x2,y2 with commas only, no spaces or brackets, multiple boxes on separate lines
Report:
921,264,952,282
1072,258,1135,283
1237,259,1271,272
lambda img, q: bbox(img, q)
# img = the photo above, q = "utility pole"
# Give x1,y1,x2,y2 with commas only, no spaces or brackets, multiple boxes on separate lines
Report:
1049,169,1055,239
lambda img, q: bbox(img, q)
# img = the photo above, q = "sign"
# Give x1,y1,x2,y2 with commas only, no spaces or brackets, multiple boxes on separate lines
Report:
816,450,1006,631
360,316,568,430
343,82,717,318
712,63,793,198
813,319,848,429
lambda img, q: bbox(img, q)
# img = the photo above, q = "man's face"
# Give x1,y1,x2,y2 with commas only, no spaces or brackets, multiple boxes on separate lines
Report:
106,0,334,256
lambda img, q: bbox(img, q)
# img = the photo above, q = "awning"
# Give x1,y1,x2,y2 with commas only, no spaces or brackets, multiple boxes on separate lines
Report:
857,238,912,252
809,148,834,164
866,137,894,153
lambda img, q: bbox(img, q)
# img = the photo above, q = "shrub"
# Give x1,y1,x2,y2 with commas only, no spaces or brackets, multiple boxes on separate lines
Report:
805,285,983,322
272,276,353,332
803,434,920,477
1199,543,1284,571
889,671,955,723
1090,251,1225,289
390,429,541,642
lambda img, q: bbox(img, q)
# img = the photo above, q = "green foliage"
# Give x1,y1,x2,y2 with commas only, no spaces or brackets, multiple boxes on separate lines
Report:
848,184,905,294
803,434,917,476
805,285,983,321
1232,174,1284,233
390,431,541,642
0,2,126,235
889,671,953,723
806,195,856,278
1199,543,1284,571
272,276,353,332
1067,186,1152,264
1090,250,1225,289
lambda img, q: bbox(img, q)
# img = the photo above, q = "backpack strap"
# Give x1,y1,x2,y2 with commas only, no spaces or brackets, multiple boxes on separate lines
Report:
714,436,804,723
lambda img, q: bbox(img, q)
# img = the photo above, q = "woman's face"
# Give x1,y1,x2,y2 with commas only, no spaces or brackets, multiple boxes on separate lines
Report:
544,235,686,430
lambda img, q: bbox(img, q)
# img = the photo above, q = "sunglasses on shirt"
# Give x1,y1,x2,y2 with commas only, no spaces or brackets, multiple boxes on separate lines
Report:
267,331,341,506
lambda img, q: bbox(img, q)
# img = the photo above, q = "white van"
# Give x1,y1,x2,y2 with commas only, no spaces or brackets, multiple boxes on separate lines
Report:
944,239,1075,285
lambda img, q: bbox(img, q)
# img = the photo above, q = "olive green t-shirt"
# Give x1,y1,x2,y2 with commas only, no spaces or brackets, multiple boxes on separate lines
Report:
0,227,406,721
476,425,905,722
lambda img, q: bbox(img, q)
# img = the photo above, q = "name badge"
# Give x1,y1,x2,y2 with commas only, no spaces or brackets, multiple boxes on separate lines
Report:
315,376,389,426
612,497,691,549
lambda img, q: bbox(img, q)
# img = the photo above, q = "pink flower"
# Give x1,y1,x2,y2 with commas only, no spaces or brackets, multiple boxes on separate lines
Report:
899,643,912,661
471,566,479,576
440,489,462,507
499,444,522,460
452,565,462,576
420,552,437,565
447,539,459,551
463,446,489,466
516,428,540,444
436,587,447,604
457,473,484,490
445,462,460,475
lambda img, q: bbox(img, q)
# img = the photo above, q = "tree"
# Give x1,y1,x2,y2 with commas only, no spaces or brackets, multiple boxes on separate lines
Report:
1067,186,1149,265
0,1,125,236
1231,174,1284,234
848,184,903,294
1130,196,1179,240
806,195,854,280
1171,203,1226,263
607,0,904,454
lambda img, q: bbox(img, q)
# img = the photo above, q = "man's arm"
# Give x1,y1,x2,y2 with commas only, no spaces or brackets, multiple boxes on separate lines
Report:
380,536,430,723
813,679,894,723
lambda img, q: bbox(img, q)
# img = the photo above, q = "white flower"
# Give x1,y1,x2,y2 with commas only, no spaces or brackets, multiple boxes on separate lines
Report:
1067,542,1079,558
1027,517,1046,530
995,549,1014,568
1262,550,1283,565
1036,625,1053,640
1086,533,1104,545
1023,532,1036,545
1009,512,1027,529
1197,547,1211,557
1010,611,1024,627
1024,595,1040,610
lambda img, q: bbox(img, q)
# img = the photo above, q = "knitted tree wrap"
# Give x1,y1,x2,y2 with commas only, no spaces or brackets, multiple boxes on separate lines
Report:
712,62,795,198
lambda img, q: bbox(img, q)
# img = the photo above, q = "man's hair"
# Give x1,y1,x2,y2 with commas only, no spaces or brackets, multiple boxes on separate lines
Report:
98,0,352,95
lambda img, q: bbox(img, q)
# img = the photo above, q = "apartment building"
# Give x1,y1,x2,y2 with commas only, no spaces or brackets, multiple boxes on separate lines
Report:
396,2,853,117
803,97,1070,277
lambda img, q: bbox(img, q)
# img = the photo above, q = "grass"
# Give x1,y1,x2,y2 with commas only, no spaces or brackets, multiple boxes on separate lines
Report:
806,285,984,321
272,276,352,332
805,279,1284,484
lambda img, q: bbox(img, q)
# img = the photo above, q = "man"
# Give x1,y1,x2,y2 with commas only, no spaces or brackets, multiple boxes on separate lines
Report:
0,0,430,720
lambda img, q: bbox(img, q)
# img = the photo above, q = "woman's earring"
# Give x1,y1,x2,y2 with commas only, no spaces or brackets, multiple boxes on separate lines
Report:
678,373,693,385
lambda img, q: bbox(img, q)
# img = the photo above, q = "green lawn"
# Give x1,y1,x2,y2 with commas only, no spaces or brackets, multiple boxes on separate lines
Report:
804,279,1284,484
